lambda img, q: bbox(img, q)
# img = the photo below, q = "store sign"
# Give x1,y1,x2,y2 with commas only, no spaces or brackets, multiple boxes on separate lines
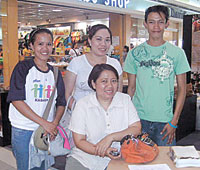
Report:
176,0,200,7
170,8,186,19
79,0,130,8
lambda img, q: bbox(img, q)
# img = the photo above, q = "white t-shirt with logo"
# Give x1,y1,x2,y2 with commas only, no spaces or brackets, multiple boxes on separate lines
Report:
7,59,66,130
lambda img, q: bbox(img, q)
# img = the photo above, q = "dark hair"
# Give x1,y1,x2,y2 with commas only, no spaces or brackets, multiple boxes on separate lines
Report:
57,42,64,48
72,42,78,49
88,64,119,91
88,24,112,44
29,28,53,45
124,45,129,52
145,5,169,23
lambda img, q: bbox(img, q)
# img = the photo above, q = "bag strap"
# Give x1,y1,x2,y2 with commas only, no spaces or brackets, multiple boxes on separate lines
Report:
43,66,58,120
73,48,78,56
66,95,73,109
57,125,71,150
66,95,76,115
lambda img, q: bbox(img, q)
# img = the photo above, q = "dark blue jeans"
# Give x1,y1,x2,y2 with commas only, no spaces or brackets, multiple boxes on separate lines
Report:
12,126,45,170
141,119,176,146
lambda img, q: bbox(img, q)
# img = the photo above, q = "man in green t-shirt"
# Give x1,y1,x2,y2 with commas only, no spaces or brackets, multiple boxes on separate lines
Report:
124,5,190,146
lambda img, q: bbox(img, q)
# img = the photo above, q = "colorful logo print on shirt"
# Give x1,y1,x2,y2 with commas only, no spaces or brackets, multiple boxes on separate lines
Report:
32,84,54,102
133,45,174,82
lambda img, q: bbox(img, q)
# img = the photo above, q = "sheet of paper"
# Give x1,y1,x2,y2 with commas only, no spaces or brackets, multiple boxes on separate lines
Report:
128,164,171,170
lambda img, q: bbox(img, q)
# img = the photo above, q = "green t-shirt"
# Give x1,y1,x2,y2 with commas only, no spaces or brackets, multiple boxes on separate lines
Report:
124,41,190,122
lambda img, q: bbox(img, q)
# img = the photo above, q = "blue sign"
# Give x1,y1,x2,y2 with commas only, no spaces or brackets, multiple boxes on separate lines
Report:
78,0,130,8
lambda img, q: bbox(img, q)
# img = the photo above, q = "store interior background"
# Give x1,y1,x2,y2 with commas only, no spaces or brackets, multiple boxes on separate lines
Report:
0,0,185,91
0,1,186,66
6,1,182,58
16,1,181,47
0,0,200,149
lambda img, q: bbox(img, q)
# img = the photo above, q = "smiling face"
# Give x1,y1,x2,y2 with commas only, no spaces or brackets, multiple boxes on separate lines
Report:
88,29,111,57
30,32,53,62
92,70,118,103
144,12,169,41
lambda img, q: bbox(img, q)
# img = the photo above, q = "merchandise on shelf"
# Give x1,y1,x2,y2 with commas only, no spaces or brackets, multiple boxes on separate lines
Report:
71,31,81,42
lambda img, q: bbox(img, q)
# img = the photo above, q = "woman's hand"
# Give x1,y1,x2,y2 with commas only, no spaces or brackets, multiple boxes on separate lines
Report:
42,120,57,140
106,147,121,160
94,135,113,157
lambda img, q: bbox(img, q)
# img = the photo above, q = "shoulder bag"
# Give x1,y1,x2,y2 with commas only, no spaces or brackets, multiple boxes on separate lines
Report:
34,67,73,156
33,66,58,151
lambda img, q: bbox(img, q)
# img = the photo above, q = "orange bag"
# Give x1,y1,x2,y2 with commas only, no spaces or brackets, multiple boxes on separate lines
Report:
121,133,159,163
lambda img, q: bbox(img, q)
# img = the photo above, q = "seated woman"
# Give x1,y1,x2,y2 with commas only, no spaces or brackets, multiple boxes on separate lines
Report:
65,64,141,170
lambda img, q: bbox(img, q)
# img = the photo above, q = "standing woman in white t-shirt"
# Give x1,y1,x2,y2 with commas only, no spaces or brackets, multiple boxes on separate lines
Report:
7,28,66,170
69,42,81,58
64,24,123,110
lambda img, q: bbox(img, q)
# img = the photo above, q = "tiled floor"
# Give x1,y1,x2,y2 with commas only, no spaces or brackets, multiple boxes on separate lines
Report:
0,146,60,170
0,146,17,170
0,131,200,170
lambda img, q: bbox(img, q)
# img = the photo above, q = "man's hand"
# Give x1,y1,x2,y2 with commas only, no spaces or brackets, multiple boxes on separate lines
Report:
160,123,176,144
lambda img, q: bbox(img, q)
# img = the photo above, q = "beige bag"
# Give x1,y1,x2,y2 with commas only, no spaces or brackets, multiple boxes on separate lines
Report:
34,126,49,150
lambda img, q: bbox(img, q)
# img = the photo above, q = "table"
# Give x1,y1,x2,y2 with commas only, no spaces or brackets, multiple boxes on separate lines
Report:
107,146,200,170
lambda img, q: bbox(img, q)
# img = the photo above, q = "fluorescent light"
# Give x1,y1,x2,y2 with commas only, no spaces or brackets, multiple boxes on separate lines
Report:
55,24,61,27
0,13,7,17
52,9,62,12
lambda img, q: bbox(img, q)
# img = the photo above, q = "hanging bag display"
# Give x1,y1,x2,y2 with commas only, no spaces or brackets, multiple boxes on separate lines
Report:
120,133,159,164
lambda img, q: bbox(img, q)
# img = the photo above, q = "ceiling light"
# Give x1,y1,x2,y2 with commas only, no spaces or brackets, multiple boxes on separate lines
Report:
52,9,62,12
0,13,7,17
55,24,61,27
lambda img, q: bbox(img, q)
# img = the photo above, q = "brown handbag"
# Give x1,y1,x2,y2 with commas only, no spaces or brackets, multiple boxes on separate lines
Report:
121,133,159,164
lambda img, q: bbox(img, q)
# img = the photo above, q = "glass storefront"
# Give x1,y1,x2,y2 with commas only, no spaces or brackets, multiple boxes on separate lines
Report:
0,0,7,139
130,17,180,48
